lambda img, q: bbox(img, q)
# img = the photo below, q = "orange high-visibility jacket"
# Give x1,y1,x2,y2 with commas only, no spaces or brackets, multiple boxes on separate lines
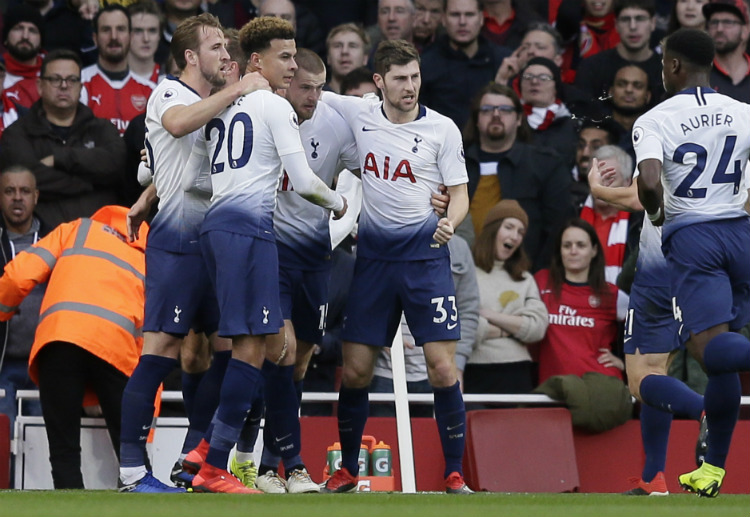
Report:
0,205,148,385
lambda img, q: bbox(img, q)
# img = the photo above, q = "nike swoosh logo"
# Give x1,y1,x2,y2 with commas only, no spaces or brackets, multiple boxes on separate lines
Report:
447,322,458,330
275,433,292,443
141,425,151,431
623,337,632,343
361,127,378,132
447,423,464,431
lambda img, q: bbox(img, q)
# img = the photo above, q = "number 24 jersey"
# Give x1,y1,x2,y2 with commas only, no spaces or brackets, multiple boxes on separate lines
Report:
633,86,750,239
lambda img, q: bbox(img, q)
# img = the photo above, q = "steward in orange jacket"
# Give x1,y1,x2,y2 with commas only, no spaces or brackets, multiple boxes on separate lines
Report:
0,205,148,489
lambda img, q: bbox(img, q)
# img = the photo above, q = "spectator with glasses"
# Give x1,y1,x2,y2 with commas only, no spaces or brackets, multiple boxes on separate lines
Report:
463,82,573,271
0,50,127,228
518,57,577,169
704,0,750,102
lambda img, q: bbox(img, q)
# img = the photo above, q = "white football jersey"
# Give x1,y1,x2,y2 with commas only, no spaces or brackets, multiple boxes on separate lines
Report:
321,92,468,261
274,101,359,269
145,77,209,254
633,86,750,239
198,89,341,238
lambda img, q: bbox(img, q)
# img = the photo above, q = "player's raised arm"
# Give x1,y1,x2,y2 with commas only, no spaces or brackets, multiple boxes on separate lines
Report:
588,158,644,212
161,72,270,138
319,90,368,123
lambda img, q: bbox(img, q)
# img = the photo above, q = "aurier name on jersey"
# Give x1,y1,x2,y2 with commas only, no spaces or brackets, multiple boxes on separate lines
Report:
633,86,750,240
274,101,359,270
321,92,468,261
145,77,210,254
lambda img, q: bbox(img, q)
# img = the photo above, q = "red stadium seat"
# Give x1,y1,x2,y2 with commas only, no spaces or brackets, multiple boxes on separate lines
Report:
464,408,579,492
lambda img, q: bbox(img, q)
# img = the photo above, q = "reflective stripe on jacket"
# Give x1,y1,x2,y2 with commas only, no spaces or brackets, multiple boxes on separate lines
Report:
0,205,148,385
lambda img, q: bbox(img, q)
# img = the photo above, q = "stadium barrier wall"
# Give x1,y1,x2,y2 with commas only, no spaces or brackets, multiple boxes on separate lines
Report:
5,390,750,493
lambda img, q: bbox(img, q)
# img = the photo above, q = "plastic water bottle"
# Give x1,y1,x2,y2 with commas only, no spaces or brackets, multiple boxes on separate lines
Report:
370,441,392,476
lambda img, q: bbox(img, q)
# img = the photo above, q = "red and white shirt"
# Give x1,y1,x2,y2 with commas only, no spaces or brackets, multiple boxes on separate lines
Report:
579,195,631,285
80,64,155,135
534,269,628,384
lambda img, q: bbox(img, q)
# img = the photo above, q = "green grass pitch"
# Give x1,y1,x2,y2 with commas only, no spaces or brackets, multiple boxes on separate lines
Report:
0,491,749,517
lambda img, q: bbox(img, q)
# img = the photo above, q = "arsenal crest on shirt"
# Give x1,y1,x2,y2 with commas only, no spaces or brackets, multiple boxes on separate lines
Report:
131,95,148,112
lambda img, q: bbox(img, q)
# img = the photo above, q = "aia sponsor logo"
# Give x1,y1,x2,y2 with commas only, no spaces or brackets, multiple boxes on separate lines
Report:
362,153,416,183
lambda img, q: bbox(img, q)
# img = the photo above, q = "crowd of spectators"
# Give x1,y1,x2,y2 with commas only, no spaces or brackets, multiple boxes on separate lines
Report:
5,0,744,432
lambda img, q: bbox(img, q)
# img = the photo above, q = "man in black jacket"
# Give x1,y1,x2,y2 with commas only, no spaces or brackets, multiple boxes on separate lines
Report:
419,0,511,131
0,165,50,448
0,49,127,228
462,82,573,271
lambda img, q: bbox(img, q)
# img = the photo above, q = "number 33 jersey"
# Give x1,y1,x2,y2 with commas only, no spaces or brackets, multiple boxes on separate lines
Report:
633,86,750,239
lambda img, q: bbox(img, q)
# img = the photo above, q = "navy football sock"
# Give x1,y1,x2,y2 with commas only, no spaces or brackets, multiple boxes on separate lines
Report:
639,404,672,482
183,351,231,450
433,381,465,478
262,365,301,467
295,379,304,408
120,355,177,467
639,374,703,420
236,389,264,454
703,372,741,469
337,386,369,476
703,332,750,374
180,370,204,423
205,359,262,470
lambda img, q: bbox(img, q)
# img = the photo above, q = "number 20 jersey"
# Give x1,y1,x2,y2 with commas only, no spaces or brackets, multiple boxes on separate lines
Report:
199,89,304,238
633,86,750,240
321,92,468,261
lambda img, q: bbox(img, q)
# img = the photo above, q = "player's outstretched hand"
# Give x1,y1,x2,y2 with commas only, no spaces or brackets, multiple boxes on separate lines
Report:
127,198,150,242
433,217,454,245
333,196,348,220
239,71,271,95
587,157,618,190
431,184,450,216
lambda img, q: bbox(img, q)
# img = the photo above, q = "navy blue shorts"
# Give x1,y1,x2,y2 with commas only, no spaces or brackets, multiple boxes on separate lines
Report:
278,265,330,344
143,247,219,336
664,217,750,334
624,284,683,355
200,230,283,337
342,256,460,347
